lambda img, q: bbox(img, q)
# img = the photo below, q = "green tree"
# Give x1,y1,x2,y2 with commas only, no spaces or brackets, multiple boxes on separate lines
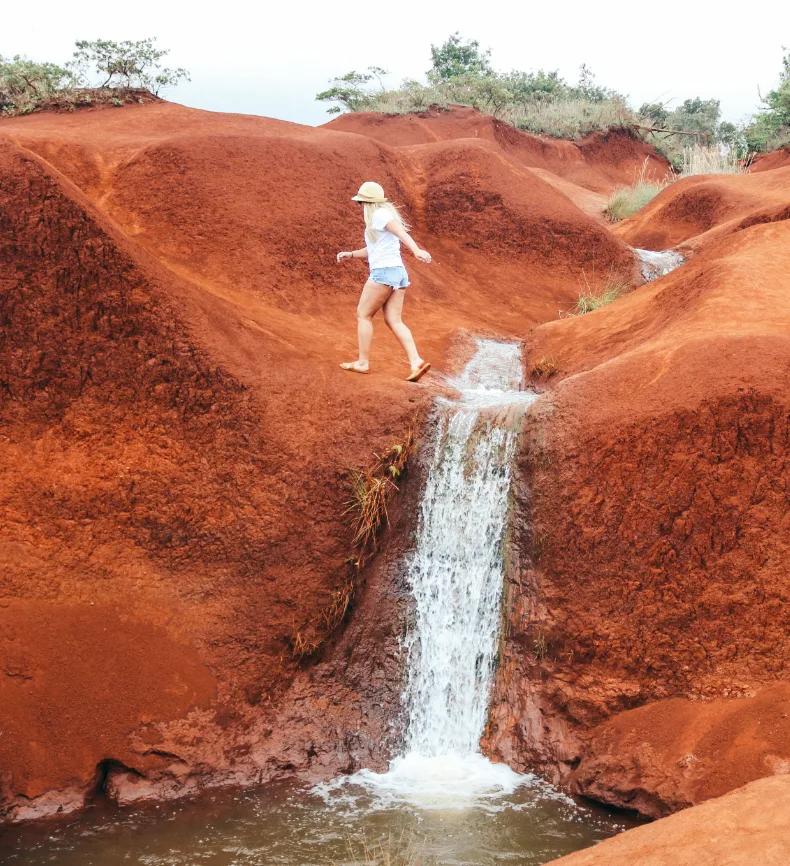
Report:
428,32,492,81
69,38,189,95
573,64,618,103
0,55,75,114
666,97,721,138
745,47,790,151
504,69,569,104
316,67,387,114
638,102,670,127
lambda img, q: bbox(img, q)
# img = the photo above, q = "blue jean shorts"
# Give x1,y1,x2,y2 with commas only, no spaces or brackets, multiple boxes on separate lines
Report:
370,266,410,290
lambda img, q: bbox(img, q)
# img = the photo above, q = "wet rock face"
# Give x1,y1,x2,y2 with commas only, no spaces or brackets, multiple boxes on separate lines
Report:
485,388,790,814
486,214,790,817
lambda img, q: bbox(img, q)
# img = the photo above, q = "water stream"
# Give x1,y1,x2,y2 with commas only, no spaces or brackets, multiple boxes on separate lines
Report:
328,340,541,808
636,247,684,282
0,341,631,864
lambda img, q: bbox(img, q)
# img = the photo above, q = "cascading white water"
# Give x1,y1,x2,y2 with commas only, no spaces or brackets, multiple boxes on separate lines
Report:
636,247,684,282
324,340,545,808
403,344,536,758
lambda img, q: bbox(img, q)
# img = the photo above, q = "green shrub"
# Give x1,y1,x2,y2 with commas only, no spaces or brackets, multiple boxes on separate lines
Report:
604,182,664,221
69,38,189,95
0,55,75,115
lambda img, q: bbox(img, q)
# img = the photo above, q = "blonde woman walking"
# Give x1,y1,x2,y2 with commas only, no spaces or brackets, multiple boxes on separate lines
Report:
337,181,432,382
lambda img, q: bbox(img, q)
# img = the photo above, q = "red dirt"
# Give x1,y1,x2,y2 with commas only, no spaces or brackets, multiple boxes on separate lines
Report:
545,775,790,866
3,99,789,835
612,165,790,251
750,144,790,172
0,103,656,820
484,160,790,818
573,683,790,816
327,107,670,196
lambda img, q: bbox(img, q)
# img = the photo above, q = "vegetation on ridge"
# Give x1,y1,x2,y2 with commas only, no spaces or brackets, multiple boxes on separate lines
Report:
317,34,790,158
1,38,189,116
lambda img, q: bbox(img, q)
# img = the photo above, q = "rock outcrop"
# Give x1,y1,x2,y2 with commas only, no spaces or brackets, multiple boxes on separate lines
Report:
546,775,790,865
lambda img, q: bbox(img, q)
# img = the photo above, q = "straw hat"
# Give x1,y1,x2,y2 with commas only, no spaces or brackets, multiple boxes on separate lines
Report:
351,181,387,203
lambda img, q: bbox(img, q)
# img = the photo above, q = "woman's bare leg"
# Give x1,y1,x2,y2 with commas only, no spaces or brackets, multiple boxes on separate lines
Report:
383,290,424,370
342,280,392,371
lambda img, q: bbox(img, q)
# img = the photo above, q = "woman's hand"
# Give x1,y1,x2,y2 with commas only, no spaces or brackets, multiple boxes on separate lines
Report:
414,249,432,264
336,251,354,263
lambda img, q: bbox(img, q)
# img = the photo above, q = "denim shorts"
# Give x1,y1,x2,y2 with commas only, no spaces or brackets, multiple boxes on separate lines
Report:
370,266,410,290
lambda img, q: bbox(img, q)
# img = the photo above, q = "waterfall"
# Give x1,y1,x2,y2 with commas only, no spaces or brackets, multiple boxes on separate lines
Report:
327,339,541,807
403,342,536,757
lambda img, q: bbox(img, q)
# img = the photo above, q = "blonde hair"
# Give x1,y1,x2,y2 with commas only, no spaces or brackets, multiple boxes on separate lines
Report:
363,200,410,244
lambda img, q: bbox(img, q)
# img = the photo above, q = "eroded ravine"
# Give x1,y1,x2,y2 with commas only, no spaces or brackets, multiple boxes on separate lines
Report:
2,339,631,864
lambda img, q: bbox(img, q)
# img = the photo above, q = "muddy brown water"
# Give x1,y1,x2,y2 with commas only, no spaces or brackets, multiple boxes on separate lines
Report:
0,778,636,865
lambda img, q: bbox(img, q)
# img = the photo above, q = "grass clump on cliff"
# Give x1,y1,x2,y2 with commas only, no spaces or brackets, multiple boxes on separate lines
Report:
604,181,665,221
345,432,413,566
604,157,670,222
564,266,632,316
290,426,415,661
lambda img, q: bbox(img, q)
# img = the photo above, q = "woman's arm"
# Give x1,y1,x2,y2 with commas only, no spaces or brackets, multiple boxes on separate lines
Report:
336,247,368,263
385,220,432,264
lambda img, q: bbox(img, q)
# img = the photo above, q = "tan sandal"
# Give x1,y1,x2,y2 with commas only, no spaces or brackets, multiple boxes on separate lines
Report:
407,362,431,382
340,362,369,374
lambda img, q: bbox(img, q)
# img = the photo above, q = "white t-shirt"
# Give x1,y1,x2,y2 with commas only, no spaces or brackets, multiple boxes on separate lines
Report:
365,207,404,269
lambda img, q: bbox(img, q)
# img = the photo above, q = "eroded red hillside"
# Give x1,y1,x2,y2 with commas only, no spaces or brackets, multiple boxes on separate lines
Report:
484,161,790,817
3,99,788,830
0,103,653,820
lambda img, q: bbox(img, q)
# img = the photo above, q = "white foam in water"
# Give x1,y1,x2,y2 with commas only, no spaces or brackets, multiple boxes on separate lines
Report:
636,247,684,282
319,340,549,811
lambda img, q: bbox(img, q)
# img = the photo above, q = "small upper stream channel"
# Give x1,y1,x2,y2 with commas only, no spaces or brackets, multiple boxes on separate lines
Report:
1,341,634,865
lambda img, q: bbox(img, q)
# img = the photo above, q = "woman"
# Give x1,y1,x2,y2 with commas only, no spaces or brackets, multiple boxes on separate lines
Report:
336,181,432,382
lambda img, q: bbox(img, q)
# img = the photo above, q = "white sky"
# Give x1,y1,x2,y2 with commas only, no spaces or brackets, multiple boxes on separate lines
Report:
4,0,789,127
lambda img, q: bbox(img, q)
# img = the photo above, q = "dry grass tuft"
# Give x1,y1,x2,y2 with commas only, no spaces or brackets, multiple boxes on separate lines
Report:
680,143,750,176
530,355,560,379
604,157,672,222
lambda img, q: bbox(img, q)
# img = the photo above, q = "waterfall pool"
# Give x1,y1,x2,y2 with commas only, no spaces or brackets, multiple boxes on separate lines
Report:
0,340,637,865
0,777,634,865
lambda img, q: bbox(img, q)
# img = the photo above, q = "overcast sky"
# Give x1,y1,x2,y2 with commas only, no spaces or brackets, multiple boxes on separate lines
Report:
5,0,789,127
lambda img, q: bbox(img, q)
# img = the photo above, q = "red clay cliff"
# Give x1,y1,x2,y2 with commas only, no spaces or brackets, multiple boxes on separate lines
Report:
2,101,789,836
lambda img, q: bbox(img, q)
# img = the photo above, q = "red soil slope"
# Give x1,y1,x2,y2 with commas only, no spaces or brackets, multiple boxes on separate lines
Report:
612,165,790,251
546,775,790,866
0,103,655,820
484,166,790,815
328,107,669,195
751,143,790,172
